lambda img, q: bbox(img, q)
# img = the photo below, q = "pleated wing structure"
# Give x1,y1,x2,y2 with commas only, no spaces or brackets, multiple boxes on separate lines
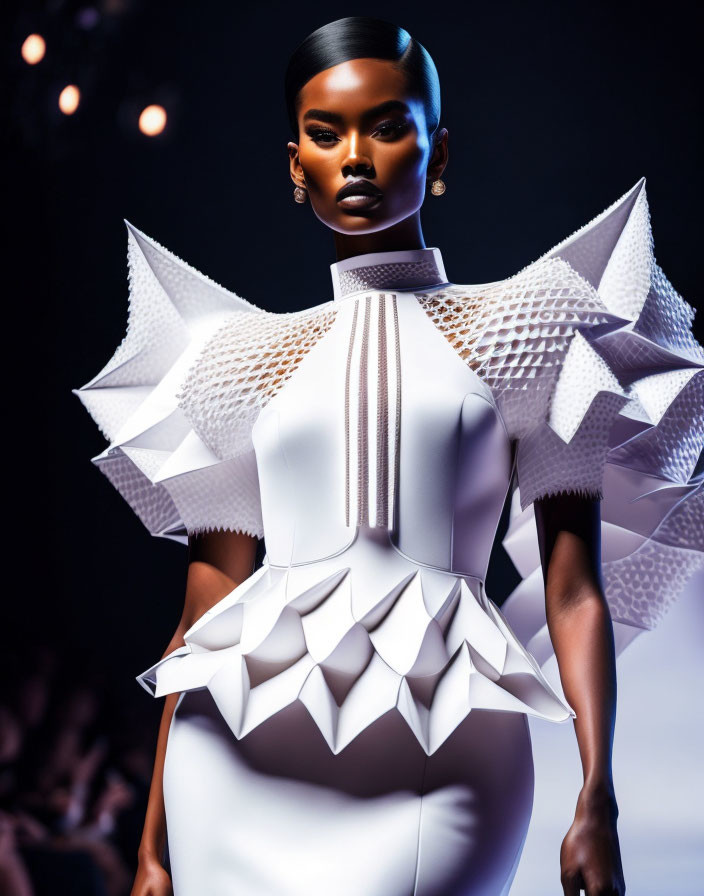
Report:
501,177,703,661
74,221,267,540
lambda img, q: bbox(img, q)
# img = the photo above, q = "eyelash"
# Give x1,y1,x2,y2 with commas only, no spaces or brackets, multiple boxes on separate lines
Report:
307,120,406,145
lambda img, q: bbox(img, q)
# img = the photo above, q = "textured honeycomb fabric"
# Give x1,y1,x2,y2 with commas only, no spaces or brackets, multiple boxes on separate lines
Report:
179,303,339,461
417,184,703,511
75,221,342,540
498,179,703,654
95,451,184,537
95,449,264,539
337,257,444,298
604,523,703,629
75,222,268,540
416,256,626,506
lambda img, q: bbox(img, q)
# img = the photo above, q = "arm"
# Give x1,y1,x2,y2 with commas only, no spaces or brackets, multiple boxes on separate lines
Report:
131,530,258,896
534,494,626,896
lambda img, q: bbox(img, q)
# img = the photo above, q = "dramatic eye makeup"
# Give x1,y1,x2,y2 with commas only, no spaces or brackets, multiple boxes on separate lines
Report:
302,99,413,145
305,126,340,145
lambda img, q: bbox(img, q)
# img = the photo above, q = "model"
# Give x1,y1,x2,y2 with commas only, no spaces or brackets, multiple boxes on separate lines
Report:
75,16,703,896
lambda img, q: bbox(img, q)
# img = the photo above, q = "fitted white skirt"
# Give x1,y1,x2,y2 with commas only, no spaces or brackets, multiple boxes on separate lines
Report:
162,688,534,896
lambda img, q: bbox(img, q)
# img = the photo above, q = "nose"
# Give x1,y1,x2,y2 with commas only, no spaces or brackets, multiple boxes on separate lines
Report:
341,130,374,177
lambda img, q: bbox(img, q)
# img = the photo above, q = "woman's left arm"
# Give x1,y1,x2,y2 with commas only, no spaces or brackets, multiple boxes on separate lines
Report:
534,493,626,896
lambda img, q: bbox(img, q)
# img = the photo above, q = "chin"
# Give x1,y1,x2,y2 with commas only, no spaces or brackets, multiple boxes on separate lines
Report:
321,208,418,236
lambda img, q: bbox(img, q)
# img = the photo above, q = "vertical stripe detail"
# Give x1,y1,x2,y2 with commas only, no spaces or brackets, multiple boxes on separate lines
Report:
344,299,360,526
391,294,402,530
376,295,389,527
357,295,372,525
342,292,402,530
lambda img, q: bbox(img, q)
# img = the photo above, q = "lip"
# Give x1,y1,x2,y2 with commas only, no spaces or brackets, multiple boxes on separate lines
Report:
337,194,383,210
336,178,383,204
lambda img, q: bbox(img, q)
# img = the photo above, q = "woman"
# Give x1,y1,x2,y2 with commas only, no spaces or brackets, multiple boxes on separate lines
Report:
76,16,703,896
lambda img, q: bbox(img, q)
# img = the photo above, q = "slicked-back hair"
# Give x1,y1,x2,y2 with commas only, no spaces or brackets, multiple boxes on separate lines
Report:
285,16,441,139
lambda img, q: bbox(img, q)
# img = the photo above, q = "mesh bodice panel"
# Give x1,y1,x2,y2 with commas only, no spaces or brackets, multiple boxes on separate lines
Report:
178,303,339,460
415,256,618,439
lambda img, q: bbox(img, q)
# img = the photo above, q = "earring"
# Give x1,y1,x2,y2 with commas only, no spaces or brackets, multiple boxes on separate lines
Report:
293,185,307,204
430,178,446,196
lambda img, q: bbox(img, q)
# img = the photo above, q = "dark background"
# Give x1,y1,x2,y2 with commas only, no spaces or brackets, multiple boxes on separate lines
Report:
4,1,702,887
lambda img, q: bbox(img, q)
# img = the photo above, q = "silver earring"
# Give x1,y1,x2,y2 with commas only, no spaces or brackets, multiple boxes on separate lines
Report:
430,178,446,196
293,185,307,204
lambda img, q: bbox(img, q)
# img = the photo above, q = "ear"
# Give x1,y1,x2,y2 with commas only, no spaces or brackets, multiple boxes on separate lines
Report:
426,127,448,182
288,142,306,188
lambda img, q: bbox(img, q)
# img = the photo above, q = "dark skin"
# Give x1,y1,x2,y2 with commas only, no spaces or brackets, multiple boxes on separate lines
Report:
132,57,625,896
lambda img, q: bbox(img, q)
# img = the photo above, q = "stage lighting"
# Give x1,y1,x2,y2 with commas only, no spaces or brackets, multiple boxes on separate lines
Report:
139,104,167,136
22,34,46,65
59,85,81,115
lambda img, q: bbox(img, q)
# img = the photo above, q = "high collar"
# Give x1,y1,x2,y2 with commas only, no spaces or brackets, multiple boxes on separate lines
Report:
330,247,448,301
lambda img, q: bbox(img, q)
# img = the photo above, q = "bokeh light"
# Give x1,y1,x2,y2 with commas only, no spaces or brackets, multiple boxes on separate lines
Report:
59,85,81,115
21,34,46,65
138,104,167,136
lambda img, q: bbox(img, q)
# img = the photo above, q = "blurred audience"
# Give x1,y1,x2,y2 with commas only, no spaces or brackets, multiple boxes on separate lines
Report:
0,646,158,896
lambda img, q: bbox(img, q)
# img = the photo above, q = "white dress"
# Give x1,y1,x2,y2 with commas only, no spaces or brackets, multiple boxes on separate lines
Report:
76,177,703,895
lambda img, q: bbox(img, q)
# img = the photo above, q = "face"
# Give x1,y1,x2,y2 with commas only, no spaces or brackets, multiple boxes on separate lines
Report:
288,58,448,235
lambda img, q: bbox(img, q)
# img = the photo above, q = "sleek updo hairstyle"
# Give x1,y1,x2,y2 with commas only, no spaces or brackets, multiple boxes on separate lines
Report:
284,16,441,139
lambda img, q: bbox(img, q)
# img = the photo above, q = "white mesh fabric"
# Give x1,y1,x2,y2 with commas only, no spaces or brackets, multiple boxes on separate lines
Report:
604,539,704,629
635,265,703,361
95,443,264,540
95,452,183,538
655,487,704,552
165,450,264,539
77,222,269,541
416,257,619,436
337,257,444,298
79,230,189,439
609,371,704,484
516,393,629,507
417,256,623,505
498,180,703,665
596,182,654,320
548,333,626,442
178,303,339,461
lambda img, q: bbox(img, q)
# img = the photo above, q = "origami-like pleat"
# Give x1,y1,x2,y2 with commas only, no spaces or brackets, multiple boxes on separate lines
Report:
136,551,576,756
74,221,265,541
502,177,703,658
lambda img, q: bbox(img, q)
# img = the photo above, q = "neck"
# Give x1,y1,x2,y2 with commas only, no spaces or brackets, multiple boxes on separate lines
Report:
333,211,426,263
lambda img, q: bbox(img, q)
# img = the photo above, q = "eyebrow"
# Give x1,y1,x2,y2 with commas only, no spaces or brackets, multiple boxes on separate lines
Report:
302,99,412,126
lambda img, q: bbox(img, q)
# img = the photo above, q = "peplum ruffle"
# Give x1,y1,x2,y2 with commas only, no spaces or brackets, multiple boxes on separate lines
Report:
136,530,575,756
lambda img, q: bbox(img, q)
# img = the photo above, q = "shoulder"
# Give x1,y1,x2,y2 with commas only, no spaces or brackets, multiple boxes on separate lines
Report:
181,297,339,399
416,177,671,378
123,219,264,321
178,297,340,459
416,256,618,388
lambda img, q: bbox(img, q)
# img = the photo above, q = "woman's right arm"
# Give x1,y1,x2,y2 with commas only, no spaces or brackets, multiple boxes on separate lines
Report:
131,530,258,896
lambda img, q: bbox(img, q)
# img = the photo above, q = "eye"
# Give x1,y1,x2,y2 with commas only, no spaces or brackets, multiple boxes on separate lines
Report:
373,119,407,139
306,127,340,146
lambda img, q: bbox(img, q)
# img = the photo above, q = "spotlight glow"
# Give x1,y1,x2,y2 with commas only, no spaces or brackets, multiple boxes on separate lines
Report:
139,105,167,136
59,85,81,115
22,34,46,65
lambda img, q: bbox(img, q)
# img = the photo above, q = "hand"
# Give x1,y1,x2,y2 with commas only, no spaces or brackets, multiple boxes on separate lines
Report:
560,783,625,895
131,852,173,896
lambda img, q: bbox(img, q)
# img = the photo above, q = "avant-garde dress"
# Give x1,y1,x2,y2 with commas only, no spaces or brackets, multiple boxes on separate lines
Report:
76,179,702,896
